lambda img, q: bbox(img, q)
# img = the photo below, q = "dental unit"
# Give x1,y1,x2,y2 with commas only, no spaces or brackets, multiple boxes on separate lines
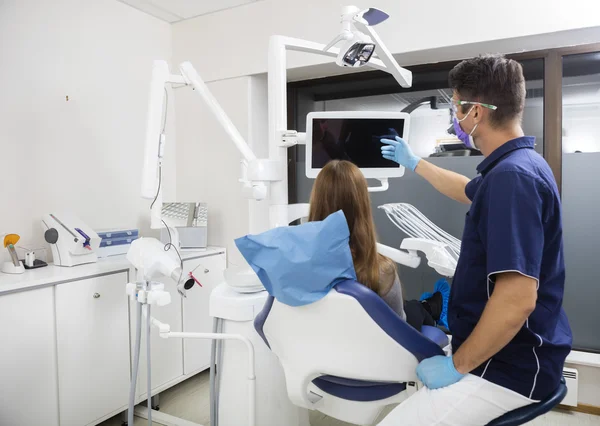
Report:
125,5,459,426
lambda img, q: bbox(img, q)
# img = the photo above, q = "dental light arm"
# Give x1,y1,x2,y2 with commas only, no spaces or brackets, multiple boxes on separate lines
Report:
357,23,412,88
179,62,256,163
142,61,270,234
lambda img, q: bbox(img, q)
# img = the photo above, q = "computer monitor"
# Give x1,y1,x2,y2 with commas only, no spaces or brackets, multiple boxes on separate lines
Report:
305,111,410,179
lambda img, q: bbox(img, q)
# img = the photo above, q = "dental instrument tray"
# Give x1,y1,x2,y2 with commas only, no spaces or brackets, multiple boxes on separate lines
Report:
21,259,48,269
97,229,139,240
99,236,136,247
96,228,139,258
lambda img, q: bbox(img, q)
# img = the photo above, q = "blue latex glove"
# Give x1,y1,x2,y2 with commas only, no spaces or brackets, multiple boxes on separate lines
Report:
416,355,465,389
380,136,421,171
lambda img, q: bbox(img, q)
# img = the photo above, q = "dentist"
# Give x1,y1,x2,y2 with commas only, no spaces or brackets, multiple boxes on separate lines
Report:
379,54,572,425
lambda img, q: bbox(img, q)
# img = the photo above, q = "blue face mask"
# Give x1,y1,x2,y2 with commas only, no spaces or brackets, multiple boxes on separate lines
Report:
452,107,478,149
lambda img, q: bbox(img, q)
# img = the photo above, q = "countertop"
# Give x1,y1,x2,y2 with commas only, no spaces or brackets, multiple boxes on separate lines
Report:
0,246,225,296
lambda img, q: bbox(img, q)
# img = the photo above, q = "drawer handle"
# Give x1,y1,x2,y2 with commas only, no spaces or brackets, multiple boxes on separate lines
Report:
93,293,101,299
204,269,209,274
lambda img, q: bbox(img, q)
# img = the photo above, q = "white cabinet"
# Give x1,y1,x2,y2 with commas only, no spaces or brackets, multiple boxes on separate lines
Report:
183,254,227,374
0,287,59,426
56,272,130,426
0,248,225,426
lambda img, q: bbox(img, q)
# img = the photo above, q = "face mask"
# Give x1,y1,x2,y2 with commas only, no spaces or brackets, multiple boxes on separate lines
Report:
452,107,478,149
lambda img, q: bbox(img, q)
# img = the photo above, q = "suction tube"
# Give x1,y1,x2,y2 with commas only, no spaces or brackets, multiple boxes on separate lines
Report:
128,300,143,426
146,304,152,425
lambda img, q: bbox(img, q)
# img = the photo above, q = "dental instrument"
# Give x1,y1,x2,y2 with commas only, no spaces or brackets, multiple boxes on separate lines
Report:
2,234,25,274
379,203,461,277
41,213,101,267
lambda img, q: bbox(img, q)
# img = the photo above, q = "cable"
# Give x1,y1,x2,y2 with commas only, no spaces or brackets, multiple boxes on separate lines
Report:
150,88,168,211
162,219,183,285
162,87,168,131
147,86,183,284
128,300,143,426
150,165,162,211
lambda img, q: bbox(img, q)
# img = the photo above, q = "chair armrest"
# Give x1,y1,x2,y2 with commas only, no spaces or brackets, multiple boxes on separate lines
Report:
421,326,449,348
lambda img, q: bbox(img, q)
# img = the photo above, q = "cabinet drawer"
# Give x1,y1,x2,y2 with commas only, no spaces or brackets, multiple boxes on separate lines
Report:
56,272,130,426
0,287,59,426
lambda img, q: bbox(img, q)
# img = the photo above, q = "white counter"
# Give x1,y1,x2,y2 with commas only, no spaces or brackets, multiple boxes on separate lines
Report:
0,246,225,295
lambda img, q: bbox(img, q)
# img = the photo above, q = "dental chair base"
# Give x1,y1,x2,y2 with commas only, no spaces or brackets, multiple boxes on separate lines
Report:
210,283,309,426
306,381,415,425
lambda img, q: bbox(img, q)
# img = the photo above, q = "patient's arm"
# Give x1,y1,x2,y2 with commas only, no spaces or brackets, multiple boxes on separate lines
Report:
380,273,406,321
452,272,537,374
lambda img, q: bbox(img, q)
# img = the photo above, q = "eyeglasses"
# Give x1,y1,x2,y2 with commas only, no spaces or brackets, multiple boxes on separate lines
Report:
450,100,498,116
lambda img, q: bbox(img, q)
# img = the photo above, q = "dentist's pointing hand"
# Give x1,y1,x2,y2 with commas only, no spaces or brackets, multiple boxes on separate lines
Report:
381,136,421,172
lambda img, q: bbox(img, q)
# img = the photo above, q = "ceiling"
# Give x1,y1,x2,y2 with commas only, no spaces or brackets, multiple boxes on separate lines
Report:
118,0,260,23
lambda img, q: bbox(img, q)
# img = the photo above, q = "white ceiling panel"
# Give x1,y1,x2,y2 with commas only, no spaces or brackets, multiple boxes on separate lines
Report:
119,0,259,23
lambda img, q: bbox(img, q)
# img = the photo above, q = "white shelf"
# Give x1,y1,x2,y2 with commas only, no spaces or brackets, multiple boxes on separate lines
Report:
0,246,225,295
566,350,600,368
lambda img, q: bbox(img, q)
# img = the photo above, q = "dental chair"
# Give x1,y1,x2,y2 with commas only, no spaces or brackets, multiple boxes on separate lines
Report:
254,279,449,425
254,279,568,426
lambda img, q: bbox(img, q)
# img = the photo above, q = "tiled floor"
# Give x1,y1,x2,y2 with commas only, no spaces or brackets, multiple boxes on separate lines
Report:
101,371,600,426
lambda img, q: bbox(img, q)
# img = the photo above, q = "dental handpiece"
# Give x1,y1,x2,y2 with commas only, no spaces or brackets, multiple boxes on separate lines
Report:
7,244,20,267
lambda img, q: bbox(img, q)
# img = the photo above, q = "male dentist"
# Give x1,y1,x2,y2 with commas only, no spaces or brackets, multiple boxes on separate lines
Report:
379,54,572,425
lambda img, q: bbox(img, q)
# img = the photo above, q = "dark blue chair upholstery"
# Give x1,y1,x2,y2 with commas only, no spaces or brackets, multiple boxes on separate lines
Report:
486,378,567,426
254,279,446,403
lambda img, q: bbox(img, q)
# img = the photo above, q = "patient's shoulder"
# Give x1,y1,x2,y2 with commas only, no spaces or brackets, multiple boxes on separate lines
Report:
378,259,398,297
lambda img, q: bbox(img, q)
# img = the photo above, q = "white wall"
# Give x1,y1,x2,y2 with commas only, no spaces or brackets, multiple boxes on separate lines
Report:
175,75,269,266
0,0,174,255
172,0,600,83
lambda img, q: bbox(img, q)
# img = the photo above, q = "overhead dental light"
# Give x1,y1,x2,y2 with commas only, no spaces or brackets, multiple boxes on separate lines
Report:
323,6,411,87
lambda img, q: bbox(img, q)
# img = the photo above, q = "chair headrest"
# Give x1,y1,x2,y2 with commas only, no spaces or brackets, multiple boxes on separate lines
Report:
236,210,357,307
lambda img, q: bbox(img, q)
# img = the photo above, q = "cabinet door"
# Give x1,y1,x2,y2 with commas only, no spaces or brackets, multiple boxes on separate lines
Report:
0,287,59,426
130,270,184,398
56,272,130,426
183,254,226,374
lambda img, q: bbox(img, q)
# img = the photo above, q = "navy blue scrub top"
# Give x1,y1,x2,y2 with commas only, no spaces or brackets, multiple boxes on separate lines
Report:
450,137,572,401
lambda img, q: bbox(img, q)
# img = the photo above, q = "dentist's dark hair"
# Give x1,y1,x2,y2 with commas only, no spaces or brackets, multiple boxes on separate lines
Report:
449,54,526,128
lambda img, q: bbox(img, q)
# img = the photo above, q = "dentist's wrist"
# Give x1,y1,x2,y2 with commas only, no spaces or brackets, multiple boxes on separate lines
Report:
452,350,472,375
407,155,421,172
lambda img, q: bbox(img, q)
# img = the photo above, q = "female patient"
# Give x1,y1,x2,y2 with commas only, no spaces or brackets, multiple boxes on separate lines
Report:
308,160,444,330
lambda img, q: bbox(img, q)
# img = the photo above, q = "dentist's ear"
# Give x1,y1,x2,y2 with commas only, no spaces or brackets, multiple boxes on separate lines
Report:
473,105,481,123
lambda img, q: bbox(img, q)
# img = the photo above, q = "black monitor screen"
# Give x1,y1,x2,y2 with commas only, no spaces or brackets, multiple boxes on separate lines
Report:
311,118,404,169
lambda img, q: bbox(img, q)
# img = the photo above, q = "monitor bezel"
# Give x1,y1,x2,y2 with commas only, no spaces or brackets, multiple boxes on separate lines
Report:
305,111,411,179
